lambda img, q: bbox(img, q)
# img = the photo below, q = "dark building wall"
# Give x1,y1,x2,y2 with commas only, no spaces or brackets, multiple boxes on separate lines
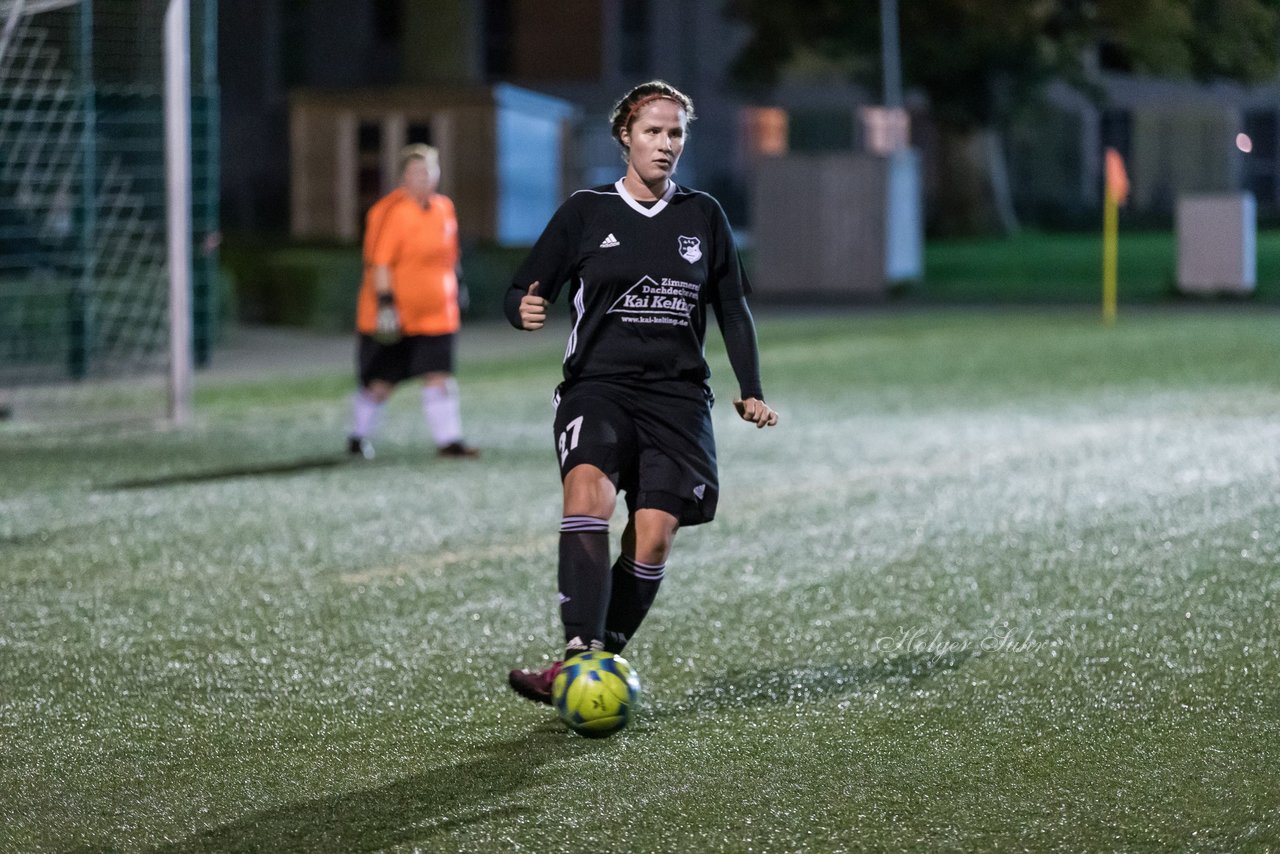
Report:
402,0,480,84
219,0,762,233
219,1,287,229
509,0,603,81
219,0,401,231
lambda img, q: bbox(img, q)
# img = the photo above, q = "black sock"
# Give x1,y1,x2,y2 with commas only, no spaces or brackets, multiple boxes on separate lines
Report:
558,516,611,656
604,554,666,654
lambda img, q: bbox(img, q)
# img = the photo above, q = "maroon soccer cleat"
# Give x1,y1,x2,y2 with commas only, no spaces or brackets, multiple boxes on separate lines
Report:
507,660,563,705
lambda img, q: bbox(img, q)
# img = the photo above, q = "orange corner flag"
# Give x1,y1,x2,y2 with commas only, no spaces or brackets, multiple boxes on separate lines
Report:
1105,147,1129,206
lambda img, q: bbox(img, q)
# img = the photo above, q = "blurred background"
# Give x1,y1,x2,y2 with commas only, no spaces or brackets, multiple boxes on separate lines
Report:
2,0,1279,421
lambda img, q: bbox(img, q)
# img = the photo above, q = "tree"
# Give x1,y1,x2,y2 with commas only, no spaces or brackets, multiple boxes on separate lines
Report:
728,0,1280,235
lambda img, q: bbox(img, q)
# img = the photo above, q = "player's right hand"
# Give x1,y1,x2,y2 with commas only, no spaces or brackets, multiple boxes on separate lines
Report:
519,281,547,331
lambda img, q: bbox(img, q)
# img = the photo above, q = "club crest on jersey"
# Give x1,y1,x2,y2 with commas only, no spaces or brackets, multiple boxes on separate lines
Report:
678,235,702,263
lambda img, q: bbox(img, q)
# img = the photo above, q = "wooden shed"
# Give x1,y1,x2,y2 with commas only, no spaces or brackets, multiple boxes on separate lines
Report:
289,83,578,245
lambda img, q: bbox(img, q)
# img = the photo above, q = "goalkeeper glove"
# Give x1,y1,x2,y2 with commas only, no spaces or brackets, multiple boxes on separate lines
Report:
373,292,401,344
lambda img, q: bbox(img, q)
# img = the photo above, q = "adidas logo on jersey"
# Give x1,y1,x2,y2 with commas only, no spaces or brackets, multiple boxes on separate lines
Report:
599,233,620,248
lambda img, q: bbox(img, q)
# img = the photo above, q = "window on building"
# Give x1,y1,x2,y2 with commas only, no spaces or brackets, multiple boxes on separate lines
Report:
860,106,910,154
407,122,434,146
740,107,789,159
357,121,383,220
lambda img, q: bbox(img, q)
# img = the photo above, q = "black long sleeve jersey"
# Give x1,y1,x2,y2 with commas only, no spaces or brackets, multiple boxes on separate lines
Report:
505,180,764,401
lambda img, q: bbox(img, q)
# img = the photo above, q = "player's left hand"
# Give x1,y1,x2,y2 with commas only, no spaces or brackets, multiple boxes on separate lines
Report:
734,397,779,429
373,292,401,344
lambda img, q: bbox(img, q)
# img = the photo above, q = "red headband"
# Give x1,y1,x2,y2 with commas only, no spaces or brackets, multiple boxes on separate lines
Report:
622,93,684,134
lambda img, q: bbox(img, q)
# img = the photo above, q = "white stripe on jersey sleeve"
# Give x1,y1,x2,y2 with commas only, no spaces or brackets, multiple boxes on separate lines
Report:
564,279,586,363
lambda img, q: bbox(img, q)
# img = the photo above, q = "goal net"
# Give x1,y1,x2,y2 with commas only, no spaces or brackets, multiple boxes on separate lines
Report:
0,0,217,427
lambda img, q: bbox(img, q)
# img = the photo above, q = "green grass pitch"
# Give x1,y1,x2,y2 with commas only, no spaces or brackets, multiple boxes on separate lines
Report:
2,309,1278,851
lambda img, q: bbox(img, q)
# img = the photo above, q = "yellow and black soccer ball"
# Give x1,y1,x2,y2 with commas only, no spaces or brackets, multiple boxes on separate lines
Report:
551,651,640,737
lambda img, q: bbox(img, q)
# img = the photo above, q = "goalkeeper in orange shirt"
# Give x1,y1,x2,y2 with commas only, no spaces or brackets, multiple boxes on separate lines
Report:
347,144,479,460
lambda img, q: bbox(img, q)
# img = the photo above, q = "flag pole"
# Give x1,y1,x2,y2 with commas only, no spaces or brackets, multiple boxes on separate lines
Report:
1101,147,1128,327
1102,192,1118,326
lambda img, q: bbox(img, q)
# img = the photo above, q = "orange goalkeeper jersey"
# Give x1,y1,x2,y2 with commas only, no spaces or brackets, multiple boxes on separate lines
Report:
356,188,461,336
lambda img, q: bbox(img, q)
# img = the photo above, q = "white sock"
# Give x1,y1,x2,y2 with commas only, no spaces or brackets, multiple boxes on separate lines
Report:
422,379,463,447
351,390,383,439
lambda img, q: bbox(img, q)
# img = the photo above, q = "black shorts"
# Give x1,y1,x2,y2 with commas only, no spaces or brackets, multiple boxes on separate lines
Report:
552,380,719,527
357,333,456,387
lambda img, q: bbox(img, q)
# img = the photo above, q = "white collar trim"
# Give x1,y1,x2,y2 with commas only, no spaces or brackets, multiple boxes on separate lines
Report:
615,178,676,218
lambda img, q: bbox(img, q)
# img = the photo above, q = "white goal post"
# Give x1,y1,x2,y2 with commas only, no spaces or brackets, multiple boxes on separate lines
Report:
164,0,191,425
0,0,212,428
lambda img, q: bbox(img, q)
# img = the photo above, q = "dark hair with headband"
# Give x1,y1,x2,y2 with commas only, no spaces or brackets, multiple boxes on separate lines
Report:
609,80,696,156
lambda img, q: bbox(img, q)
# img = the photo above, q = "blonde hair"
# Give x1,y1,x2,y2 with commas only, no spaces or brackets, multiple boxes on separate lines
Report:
398,143,439,175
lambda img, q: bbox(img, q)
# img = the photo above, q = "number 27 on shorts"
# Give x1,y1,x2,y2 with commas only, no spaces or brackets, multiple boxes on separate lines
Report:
558,416,584,465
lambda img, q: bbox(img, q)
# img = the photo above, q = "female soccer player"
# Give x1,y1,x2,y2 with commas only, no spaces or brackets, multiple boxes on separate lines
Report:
505,80,778,704
347,144,478,460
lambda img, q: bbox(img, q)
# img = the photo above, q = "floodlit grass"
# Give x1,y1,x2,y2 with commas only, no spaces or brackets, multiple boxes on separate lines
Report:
2,309,1279,850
